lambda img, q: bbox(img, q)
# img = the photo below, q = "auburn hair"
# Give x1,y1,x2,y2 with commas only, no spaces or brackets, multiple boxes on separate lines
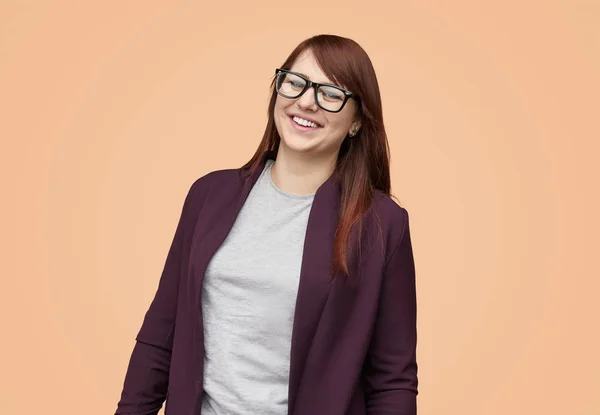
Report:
242,34,391,277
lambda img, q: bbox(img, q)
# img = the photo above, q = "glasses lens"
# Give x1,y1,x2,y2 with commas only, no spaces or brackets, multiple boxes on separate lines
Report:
317,85,346,112
276,72,306,98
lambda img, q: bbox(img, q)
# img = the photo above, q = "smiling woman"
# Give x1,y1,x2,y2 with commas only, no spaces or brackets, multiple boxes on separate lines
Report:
115,34,418,415
272,51,363,170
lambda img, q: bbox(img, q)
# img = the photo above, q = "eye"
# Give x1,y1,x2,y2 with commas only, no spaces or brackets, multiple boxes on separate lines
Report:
283,73,306,90
319,87,344,101
290,80,304,89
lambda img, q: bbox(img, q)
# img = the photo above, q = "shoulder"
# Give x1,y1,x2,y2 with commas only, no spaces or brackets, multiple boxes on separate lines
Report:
371,190,409,231
188,167,243,195
194,166,242,186
183,167,243,211
368,190,412,259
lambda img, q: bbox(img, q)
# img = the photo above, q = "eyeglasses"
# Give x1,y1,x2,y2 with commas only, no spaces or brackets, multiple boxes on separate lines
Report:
274,68,358,113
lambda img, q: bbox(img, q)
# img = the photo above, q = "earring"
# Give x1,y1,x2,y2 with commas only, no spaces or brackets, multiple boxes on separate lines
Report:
349,126,360,137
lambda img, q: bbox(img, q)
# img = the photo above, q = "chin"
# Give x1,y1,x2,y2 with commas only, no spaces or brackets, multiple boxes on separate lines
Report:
281,133,319,153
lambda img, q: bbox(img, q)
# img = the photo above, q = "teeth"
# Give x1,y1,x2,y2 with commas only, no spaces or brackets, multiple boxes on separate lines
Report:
293,116,319,128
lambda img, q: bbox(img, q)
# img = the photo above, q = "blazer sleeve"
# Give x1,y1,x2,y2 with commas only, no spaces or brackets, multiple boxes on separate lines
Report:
364,207,419,415
115,178,203,415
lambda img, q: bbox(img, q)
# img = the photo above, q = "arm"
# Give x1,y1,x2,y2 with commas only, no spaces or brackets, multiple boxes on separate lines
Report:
364,207,419,414
115,179,202,415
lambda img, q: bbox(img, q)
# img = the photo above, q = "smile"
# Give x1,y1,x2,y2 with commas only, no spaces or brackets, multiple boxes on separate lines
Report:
290,115,321,129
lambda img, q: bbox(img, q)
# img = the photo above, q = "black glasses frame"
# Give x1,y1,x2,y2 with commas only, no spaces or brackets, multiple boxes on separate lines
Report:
274,68,358,113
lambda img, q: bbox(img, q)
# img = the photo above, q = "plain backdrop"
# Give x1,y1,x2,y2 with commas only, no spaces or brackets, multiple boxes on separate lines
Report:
1,1,598,414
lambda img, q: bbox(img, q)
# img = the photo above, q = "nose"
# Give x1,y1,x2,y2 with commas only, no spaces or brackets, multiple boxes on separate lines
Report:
295,87,319,111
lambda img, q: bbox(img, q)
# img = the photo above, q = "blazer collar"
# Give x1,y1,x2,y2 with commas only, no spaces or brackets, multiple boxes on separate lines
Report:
240,150,342,204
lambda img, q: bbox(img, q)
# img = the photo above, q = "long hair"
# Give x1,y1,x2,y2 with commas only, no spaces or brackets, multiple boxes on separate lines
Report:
242,34,391,277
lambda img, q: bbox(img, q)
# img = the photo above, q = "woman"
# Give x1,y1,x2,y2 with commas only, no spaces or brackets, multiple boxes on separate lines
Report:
115,34,418,415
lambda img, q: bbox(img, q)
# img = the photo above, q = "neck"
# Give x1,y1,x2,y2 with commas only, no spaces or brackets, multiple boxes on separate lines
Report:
270,145,338,196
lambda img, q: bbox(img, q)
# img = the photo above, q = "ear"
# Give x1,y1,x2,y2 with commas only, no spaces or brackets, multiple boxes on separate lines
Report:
348,120,362,136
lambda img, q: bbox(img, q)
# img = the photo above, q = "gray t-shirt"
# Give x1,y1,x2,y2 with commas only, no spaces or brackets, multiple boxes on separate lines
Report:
201,158,315,414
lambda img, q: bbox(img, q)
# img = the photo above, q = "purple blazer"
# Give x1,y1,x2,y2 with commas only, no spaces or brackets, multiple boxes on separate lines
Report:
115,152,418,415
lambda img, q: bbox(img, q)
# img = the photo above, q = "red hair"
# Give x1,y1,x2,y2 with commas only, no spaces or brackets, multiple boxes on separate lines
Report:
242,34,391,277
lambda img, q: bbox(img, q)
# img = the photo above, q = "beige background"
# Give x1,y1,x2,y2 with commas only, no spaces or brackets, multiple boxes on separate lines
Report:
1,1,598,414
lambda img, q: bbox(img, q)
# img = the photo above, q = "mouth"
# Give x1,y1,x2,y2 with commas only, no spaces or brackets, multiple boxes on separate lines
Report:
287,114,323,132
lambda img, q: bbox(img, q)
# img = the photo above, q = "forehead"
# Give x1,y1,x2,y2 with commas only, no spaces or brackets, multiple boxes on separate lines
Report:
289,50,334,85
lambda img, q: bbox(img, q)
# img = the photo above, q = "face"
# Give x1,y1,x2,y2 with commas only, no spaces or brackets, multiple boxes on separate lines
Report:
273,50,361,158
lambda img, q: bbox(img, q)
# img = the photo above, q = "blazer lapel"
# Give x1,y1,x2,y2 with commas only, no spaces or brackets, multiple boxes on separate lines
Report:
192,154,270,297
287,169,341,415
191,153,270,390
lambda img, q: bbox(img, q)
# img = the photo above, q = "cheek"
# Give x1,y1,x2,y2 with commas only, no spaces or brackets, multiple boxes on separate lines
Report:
274,96,290,113
323,117,351,141
273,99,290,135
275,102,290,126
